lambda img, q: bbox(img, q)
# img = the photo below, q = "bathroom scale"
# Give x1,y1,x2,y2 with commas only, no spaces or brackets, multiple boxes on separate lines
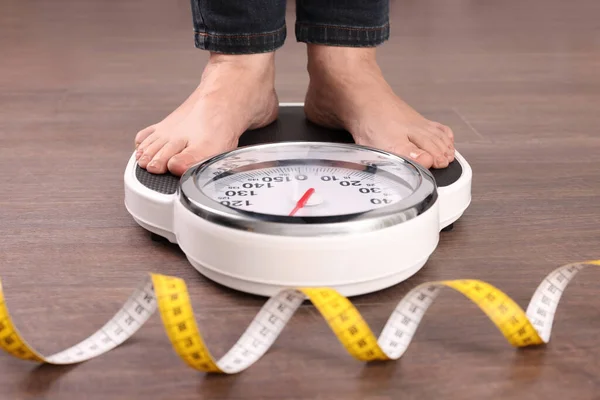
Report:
124,103,472,297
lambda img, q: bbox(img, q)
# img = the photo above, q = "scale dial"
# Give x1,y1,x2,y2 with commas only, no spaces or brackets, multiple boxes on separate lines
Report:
200,163,416,217
179,142,437,236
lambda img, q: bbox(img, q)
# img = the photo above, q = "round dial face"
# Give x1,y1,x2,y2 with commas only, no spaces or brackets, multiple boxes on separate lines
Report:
190,142,425,218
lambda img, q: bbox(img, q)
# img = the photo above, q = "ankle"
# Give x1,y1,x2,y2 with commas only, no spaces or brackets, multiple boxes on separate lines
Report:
203,52,276,82
306,44,379,77
208,51,274,69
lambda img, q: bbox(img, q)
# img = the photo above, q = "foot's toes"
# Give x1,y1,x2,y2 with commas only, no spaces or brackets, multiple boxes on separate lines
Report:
138,137,168,169
167,145,209,176
135,134,157,160
427,125,455,163
435,122,454,141
357,138,435,169
146,138,188,174
135,125,156,148
408,130,450,169
394,141,435,169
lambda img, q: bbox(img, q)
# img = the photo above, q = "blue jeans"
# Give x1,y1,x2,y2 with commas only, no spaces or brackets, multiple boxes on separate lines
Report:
190,0,390,54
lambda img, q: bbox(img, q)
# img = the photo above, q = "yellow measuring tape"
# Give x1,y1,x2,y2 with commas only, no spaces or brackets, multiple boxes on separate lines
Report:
1,259,599,373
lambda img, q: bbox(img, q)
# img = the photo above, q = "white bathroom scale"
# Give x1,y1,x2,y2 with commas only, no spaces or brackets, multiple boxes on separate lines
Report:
124,104,472,297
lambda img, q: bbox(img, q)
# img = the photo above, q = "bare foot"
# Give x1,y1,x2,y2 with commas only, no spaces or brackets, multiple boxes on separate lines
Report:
304,45,454,169
134,52,279,176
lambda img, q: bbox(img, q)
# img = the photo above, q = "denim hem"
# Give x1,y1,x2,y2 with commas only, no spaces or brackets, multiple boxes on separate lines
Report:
194,25,286,54
295,22,389,47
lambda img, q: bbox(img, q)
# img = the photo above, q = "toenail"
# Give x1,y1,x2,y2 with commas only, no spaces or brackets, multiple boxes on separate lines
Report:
410,151,424,159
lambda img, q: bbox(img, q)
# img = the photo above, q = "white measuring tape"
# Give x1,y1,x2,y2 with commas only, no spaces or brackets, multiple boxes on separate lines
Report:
1,259,598,373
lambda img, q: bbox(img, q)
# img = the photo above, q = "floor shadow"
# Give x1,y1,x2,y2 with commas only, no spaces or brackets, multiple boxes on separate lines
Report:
509,345,549,382
195,373,243,398
17,338,143,398
19,363,80,396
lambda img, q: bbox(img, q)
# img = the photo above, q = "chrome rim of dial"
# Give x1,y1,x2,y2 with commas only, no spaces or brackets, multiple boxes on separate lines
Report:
178,142,438,236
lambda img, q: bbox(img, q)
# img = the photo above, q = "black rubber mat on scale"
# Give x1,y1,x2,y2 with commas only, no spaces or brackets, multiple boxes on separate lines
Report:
134,106,463,195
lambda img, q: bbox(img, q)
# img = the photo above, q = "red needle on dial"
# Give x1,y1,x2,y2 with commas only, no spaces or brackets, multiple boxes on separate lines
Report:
289,188,315,216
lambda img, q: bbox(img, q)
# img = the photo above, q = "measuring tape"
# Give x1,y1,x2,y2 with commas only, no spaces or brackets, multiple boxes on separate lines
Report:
1,259,598,373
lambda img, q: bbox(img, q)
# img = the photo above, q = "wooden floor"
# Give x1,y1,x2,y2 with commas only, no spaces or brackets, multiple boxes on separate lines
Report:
1,0,600,398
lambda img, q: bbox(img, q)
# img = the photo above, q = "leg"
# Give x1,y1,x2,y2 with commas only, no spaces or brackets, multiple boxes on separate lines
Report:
297,0,455,169
134,0,286,176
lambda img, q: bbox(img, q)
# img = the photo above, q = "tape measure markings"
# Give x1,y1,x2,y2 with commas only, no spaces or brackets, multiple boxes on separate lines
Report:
152,274,221,372
0,260,599,373
42,277,157,365
377,284,441,359
525,263,584,343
